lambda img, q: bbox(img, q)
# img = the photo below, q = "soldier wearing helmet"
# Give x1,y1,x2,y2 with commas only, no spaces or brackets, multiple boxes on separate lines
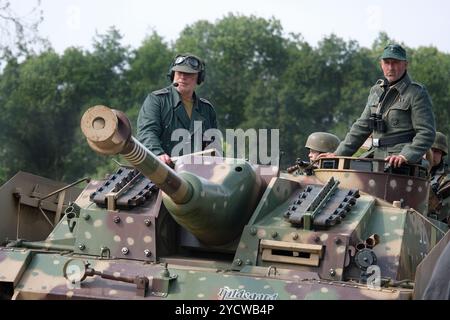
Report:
137,53,218,165
286,132,340,175
305,132,340,161
428,132,450,223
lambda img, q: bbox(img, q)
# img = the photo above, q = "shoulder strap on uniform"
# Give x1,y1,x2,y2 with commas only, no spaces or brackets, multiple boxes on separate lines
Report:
199,97,214,108
152,88,170,96
410,81,425,89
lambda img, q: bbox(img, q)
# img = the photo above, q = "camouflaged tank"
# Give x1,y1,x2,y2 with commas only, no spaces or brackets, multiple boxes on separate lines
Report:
0,105,449,300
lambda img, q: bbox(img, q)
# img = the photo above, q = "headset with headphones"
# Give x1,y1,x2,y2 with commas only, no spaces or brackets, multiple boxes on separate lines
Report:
167,54,206,85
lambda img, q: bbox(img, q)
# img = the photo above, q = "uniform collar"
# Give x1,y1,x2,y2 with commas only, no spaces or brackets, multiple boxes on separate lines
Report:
389,72,411,95
169,85,204,132
169,85,198,109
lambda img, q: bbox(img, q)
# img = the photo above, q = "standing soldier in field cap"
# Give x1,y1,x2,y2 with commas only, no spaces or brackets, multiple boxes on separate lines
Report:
428,132,450,223
320,44,436,168
137,53,218,166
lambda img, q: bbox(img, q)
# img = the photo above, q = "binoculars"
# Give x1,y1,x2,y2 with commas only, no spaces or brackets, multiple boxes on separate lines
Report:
369,113,387,133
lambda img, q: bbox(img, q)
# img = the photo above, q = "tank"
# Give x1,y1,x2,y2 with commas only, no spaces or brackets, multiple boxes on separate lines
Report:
0,105,448,300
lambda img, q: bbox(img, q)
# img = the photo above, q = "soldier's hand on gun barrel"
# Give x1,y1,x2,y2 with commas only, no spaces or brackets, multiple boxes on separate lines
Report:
158,154,174,166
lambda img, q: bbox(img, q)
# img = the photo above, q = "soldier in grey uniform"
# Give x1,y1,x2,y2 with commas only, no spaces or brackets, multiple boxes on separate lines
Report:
305,132,340,161
428,132,450,223
137,53,218,165
320,44,436,168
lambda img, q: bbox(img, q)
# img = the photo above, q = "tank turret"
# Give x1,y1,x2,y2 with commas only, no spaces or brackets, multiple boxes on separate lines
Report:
80,105,266,245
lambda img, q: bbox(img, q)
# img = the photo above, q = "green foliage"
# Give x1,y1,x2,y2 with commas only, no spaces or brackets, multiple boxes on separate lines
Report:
175,14,289,129
0,27,132,183
409,47,450,135
0,14,449,184
127,32,173,112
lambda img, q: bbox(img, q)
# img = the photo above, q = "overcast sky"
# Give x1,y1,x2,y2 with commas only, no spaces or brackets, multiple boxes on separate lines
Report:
11,0,450,53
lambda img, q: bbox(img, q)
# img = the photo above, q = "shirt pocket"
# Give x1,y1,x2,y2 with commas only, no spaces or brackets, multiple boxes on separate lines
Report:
386,98,412,130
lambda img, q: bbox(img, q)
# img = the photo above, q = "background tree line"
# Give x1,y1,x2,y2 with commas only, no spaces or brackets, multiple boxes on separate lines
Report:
1,14,449,184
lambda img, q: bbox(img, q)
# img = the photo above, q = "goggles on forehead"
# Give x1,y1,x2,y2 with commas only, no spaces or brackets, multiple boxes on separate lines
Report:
174,55,201,70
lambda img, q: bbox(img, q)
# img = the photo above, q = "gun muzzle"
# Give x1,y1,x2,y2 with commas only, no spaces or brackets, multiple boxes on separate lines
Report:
81,105,193,204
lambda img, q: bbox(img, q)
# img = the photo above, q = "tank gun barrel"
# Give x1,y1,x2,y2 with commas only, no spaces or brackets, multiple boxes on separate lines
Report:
80,105,193,204
81,105,266,245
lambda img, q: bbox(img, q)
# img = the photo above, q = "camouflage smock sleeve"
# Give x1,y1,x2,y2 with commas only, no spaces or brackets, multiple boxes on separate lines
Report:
399,86,436,163
334,93,373,156
136,94,165,156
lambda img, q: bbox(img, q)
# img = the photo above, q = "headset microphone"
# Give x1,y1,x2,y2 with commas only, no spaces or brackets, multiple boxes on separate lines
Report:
172,82,179,87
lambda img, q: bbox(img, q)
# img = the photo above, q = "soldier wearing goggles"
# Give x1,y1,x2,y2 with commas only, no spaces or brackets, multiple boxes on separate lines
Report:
137,53,217,165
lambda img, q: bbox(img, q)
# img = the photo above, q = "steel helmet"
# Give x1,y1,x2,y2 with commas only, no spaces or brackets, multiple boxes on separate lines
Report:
432,131,448,156
305,132,340,153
